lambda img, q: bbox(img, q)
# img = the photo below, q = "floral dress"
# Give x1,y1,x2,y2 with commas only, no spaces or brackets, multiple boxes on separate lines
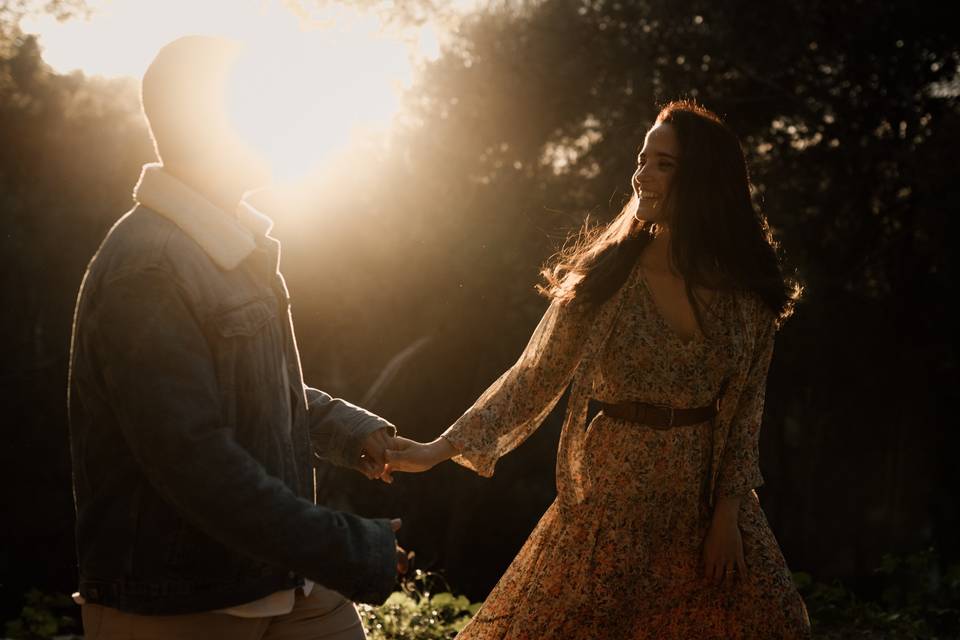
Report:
442,264,811,639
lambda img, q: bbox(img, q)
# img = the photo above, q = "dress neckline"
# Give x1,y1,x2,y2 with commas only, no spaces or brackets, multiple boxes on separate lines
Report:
636,268,707,347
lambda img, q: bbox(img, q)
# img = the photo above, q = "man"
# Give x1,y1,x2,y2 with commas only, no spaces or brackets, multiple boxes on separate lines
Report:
68,35,401,639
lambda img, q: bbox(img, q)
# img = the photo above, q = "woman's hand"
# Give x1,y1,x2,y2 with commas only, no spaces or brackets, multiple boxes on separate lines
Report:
381,436,457,481
702,496,747,585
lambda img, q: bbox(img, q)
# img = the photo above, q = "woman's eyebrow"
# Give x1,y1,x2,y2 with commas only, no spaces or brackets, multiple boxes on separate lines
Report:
638,150,679,160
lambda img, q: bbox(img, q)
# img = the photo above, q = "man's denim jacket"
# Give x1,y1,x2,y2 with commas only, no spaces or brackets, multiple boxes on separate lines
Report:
67,165,397,614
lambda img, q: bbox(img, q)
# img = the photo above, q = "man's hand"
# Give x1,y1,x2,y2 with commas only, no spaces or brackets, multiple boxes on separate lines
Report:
702,496,747,585
358,428,395,481
391,518,410,576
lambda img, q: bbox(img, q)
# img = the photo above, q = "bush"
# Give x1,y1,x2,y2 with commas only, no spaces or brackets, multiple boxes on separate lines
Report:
796,548,960,639
358,570,480,640
3,589,80,640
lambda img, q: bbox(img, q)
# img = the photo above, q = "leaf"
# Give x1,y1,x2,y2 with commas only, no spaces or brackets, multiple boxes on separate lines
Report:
384,591,417,610
430,592,456,607
792,571,813,589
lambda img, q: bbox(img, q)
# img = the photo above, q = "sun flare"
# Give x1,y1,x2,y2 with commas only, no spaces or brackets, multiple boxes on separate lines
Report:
225,24,411,181
22,1,434,181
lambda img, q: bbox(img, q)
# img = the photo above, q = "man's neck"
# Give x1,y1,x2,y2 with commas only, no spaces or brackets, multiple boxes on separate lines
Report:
164,164,250,215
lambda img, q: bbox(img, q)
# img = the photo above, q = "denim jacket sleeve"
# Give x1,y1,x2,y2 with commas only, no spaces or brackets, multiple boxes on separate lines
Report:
91,266,396,604
305,388,396,469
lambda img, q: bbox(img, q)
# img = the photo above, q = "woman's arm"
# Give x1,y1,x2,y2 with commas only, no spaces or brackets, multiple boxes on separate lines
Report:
704,302,778,583
386,297,590,478
716,306,778,499
382,435,458,478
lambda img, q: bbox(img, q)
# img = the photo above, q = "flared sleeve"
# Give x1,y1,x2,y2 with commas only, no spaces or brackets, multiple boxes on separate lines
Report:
441,297,590,477
715,305,777,498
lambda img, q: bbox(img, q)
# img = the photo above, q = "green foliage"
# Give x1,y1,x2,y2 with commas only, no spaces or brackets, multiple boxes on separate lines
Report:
357,571,480,640
796,549,960,639
3,589,79,640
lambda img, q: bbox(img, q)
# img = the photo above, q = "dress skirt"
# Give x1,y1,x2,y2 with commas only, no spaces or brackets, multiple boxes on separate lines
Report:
456,413,809,639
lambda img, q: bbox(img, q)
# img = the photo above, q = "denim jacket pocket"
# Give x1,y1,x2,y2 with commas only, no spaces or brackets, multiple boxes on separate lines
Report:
210,298,280,434
214,298,276,338
210,296,293,466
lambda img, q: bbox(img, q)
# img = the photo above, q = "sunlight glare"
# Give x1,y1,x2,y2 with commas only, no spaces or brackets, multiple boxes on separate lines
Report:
227,14,411,181
22,1,420,181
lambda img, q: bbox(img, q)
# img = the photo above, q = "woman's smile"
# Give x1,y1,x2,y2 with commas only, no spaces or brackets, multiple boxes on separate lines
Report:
631,122,679,222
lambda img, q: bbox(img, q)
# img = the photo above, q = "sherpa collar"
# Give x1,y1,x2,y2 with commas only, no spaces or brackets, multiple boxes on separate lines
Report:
132,163,274,270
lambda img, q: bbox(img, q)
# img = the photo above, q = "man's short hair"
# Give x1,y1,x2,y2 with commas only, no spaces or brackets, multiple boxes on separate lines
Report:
141,35,242,167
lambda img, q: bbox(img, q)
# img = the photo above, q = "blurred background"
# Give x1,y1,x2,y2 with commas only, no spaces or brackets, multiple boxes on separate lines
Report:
1,0,958,629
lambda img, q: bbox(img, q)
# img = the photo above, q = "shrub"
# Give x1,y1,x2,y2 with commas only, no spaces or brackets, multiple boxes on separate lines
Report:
3,589,80,640
358,570,480,640
796,548,960,639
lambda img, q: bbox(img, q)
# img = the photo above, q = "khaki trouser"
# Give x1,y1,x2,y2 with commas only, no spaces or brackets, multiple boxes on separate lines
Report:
81,585,365,640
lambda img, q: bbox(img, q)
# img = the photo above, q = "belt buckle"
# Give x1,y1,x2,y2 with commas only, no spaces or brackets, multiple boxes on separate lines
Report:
654,403,675,428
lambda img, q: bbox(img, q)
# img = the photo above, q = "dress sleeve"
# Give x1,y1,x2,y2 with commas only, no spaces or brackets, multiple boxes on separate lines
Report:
715,305,777,498
441,297,589,477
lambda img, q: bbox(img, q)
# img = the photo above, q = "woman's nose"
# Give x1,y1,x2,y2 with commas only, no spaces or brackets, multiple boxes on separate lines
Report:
632,170,647,190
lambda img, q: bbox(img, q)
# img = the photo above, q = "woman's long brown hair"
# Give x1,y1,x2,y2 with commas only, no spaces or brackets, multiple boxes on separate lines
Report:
538,100,802,325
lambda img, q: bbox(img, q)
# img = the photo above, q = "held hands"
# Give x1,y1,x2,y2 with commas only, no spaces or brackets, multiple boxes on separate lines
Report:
358,430,456,483
358,428,396,481
381,436,457,482
702,496,747,586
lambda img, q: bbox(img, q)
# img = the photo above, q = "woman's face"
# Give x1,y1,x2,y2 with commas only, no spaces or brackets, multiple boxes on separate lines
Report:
632,122,680,223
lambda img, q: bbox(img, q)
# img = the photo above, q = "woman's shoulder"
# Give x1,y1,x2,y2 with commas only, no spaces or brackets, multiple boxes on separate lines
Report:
729,289,778,331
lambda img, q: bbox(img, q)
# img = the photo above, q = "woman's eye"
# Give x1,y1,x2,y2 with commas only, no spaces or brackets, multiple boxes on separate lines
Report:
659,162,674,170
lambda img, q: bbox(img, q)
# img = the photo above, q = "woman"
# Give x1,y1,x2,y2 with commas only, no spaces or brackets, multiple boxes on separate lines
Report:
385,100,811,639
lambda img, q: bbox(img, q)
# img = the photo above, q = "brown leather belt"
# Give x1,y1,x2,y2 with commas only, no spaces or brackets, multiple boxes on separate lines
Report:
595,399,717,429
